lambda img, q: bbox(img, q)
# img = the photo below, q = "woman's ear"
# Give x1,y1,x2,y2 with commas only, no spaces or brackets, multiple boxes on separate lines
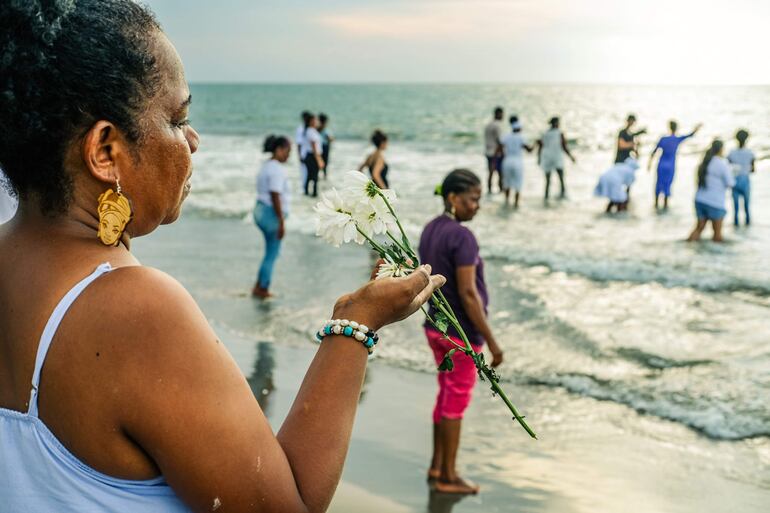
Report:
81,120,131,184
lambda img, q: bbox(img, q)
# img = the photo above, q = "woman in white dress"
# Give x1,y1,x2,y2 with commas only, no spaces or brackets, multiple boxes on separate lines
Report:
537,117,576,201
499,116,533,208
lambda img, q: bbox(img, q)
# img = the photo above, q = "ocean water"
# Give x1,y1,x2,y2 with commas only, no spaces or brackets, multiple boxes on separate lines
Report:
183,83,770,446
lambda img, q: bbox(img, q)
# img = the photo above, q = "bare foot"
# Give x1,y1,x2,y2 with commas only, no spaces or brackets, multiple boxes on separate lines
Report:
251,285,273,299
427,468,440,482
434,477,480,495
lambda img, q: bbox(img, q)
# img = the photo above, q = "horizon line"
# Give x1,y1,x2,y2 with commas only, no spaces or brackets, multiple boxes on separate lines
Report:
187,80,770,87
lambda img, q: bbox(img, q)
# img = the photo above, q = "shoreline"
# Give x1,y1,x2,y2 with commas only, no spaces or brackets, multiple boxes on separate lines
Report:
132,213,770,513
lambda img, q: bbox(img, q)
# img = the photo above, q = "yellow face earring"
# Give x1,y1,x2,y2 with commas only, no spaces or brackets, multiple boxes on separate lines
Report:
97,179,132,246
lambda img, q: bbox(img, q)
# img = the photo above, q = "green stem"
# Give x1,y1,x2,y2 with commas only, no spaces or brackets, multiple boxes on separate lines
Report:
355,226,388,256
376,190,416,260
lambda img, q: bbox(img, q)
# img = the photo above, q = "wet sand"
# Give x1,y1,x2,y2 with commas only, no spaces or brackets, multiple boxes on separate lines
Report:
132,213,770,513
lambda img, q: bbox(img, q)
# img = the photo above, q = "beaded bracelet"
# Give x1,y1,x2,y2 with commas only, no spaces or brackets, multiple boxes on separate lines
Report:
315,319,379,354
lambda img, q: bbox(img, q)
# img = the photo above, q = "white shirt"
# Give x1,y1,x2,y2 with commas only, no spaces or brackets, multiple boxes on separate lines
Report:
727,148,754,177
594,162,637,202
300,127,322,159
484,120,503,156
294,125,305,150
500,132,528,159
695,156,735,209
0,169,17,224
257,159,291,215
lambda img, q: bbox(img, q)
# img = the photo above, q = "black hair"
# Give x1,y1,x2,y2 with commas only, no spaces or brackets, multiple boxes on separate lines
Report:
319,113,328,124
669,120,678,132
509,115,519,125
304,113,316,129
371,129,388,148
697,139,723,189
736,129,749,147
549,116,559,128
263,135,290,154
494,106,503,115
436,169,481,209
627,114,637,122
0,0,162,215
301,110,312,122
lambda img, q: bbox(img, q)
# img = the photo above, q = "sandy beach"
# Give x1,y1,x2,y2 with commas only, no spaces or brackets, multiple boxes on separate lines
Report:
133,213,770,513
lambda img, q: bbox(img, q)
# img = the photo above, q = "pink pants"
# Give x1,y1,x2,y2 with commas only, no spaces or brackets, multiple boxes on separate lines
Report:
425,328,482,424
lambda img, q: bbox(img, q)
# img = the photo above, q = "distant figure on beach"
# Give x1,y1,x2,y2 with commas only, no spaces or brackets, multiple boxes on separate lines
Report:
419,169,503,496
594,158,640,213
318,113,333,179
252,135,291,299
359,129,390,189
295,110,311,189
647,120,701,209
687,140,735,242
0,2,445,510
500,116,533,208
615,114,647,163
0,168,17,224
299,113,325,197
483,107,504,193
727,129,755,226
537,116,576,201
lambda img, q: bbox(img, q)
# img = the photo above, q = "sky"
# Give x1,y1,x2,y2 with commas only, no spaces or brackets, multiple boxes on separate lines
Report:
146,0,770,85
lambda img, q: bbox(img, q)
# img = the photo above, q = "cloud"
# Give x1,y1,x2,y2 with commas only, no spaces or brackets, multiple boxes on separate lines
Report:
315,0,556,41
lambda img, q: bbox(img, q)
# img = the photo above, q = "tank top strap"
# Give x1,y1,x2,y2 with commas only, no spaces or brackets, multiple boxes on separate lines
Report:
27,262,113,418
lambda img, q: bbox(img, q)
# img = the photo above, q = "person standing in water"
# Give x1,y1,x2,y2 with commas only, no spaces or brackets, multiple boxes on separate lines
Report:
537,116,576,201
728,129,755,226
359,129,390,189
483,107,504,193
299,113,325,197
318,113,334,179
500,116,533,209
615,114,647,163
687,140,735,242
647,120,701,209
295,111,311,190
252,135,291,299
419,169,503,495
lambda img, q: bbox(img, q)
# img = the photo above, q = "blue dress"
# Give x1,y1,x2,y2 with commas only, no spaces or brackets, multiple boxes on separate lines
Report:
655,133,694,196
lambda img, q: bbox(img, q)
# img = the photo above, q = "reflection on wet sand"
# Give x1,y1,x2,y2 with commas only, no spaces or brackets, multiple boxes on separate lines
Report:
247,341,275,416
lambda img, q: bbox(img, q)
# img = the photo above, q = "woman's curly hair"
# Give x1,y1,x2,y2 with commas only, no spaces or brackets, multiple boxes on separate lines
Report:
0,0,162,215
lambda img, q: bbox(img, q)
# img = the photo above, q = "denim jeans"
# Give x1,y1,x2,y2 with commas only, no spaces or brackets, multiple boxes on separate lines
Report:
732,175,751,225
253,202,283,289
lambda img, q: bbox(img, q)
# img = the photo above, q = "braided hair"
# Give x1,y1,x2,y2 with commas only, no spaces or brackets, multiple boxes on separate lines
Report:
0,0,162,215
697,140,723,189
436,169,481,211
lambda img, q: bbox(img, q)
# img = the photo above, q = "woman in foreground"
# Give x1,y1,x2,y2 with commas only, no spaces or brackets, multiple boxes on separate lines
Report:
419,169,504,495
0,2,444,512
359,130,390,189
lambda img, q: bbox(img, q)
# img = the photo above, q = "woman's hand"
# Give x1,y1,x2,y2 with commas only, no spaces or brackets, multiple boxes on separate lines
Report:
488,339,504,368
333,264,445,332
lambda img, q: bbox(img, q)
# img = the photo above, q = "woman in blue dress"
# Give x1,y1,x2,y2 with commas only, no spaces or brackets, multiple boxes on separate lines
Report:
647,120,701,209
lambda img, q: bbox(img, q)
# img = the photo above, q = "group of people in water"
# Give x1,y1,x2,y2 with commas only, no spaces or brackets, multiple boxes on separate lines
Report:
484,107,576,207
486,108,757,241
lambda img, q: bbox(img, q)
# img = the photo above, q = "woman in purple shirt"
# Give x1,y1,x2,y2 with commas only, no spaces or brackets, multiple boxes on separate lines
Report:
418,169,504,495
647,120,701,209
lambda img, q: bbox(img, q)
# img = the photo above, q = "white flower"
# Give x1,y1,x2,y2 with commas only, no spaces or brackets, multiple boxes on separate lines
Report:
376,261,413,280
342,170,398,208
314,189,364,247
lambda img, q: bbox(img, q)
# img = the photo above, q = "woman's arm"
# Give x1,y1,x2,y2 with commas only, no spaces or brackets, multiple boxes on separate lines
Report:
312,140,325,170
456,265,503,367
270,192,285,240
561,133,576,163
113,266,444,513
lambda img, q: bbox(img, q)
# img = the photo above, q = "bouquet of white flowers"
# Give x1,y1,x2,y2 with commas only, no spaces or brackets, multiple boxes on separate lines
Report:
315,171,536,438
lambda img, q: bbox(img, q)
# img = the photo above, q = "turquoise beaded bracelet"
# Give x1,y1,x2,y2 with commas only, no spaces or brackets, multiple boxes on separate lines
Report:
315,319,379,354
